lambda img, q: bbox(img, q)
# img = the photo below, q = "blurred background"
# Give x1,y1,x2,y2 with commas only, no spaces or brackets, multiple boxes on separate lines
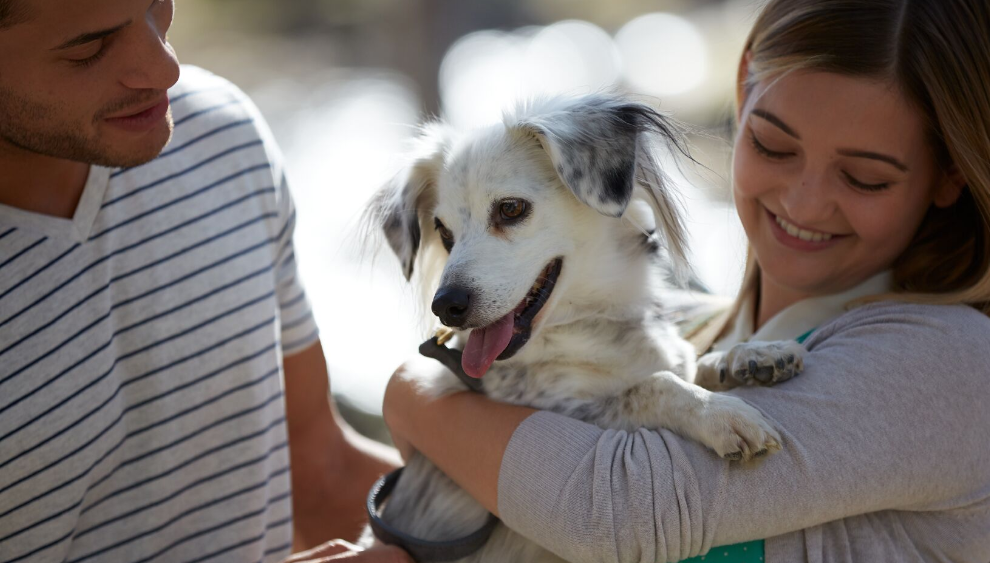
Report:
168,0,761,437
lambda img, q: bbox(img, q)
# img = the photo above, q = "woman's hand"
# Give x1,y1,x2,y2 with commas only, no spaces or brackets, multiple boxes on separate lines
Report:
282,539,411,562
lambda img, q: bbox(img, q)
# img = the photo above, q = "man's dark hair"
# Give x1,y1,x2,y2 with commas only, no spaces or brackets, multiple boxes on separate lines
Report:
0,0,12,29
0,0,29,29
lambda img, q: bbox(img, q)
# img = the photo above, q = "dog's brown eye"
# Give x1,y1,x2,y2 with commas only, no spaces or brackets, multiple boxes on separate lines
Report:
499,199,528,221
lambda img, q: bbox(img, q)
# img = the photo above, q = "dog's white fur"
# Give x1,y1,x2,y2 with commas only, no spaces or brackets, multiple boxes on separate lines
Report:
364,95,801,562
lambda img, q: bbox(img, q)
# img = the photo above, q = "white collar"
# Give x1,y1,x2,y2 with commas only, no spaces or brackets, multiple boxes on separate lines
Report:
715,270,894,349
0,165,111,242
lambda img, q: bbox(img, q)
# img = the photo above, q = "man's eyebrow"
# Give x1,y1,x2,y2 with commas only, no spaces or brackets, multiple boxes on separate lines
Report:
750,108,801,140
51,19,131,51
837,149,909,172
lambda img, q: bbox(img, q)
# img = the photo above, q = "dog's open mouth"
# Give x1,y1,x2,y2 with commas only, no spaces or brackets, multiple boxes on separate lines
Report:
461,257,563,379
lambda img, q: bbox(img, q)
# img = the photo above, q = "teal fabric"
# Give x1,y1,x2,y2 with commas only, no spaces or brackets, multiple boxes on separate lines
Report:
679,327,816,562
680,541,764,562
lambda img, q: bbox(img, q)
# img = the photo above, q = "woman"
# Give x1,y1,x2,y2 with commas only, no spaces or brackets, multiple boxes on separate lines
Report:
382,0,990,561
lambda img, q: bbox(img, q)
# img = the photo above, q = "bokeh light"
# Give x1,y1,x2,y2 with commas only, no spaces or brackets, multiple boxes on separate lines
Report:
439,30,528,128
523,20,621,97
440,20,621,129
615,13,708,97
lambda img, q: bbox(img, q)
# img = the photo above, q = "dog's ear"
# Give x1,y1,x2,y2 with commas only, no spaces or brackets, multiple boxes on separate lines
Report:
515,98,644,217
371,124,448,280
513,96,693,269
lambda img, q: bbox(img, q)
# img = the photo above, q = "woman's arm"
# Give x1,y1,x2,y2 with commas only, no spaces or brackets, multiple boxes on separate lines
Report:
383,355,536,516
385,303,990,562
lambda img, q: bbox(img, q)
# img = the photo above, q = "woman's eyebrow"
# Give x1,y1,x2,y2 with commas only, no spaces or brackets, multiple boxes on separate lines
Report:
836,149,909,172
752,107,910,172
751,108,800,139
51,20,131,51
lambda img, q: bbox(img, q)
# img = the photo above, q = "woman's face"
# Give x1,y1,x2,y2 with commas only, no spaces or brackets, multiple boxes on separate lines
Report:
733,70,960,296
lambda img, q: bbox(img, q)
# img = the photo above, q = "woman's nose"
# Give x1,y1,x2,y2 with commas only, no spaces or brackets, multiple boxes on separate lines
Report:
779,169,836,226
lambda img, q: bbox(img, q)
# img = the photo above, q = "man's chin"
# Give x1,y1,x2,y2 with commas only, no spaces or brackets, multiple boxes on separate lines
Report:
93,118,173,168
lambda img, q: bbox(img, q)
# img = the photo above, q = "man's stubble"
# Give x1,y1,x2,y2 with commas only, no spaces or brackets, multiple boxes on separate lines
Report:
0,83,173,168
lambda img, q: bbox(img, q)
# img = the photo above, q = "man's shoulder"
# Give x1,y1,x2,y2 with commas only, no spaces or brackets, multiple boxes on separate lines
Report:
165,65,272,148
148,65,285,188
170,65,245,104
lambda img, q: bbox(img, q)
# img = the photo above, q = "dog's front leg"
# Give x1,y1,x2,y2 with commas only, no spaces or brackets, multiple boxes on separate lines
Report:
590,373,783,462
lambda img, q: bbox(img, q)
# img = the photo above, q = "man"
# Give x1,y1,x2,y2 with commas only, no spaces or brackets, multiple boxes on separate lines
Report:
0,0,409,561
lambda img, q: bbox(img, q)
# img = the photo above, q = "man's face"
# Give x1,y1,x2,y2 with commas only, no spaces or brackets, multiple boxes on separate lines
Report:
0,0,179,168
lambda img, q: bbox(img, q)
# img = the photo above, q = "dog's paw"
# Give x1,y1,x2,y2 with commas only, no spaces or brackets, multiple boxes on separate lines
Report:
718,340,805,387
697,394,782,462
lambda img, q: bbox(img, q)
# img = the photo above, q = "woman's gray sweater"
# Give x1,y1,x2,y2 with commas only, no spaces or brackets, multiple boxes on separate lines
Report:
497,301,990,562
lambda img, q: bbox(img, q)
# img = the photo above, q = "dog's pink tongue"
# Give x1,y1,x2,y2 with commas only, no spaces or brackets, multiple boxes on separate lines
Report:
462,314,514,378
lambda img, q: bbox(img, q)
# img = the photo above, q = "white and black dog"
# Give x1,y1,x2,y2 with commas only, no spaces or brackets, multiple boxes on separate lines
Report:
365,95,803,562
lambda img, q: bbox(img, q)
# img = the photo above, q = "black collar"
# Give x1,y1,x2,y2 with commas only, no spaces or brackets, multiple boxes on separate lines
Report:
365,336,498,561
367,467,499,562
417,336,485,393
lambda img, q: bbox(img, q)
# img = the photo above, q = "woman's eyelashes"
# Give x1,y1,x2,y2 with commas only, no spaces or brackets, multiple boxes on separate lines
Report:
749,129,794,160
841,171,890,192
749,129,893,192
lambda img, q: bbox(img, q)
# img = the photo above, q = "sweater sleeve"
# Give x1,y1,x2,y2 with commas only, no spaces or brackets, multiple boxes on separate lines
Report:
496,302,990,563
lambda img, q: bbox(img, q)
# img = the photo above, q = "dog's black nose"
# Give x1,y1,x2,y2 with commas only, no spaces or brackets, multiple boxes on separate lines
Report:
432,287,471,327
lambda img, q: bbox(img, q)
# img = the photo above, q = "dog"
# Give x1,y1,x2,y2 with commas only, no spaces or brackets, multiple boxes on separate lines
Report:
364,94,804,562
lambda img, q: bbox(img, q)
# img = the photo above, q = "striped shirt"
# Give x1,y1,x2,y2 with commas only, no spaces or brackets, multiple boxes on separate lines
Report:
0,66,319,563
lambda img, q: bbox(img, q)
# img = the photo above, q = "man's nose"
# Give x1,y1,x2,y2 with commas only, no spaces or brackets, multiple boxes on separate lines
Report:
118,20,180,92
432,286,472,328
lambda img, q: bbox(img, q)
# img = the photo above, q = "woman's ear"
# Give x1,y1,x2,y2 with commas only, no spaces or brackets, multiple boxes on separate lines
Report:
736,50,754,122
933,164,967,208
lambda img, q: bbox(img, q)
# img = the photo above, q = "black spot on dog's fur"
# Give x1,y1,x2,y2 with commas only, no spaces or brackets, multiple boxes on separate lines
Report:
600,165,634,206
567,165,585,184
384,213,403,236
408,220,421,260
382,206,420,278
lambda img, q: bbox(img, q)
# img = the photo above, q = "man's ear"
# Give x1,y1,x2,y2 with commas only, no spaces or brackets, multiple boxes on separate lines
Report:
933,164,967,208
371,124,448,280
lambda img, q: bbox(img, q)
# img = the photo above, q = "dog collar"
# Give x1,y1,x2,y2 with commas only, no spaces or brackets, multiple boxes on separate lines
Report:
367,467,500,562
417,335,485,393
366,336,497,561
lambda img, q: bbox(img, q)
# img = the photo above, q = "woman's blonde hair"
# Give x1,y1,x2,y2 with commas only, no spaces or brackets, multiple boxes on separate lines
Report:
728,0,990,323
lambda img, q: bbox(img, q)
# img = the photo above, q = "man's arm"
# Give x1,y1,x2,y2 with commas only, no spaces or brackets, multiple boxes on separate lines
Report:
284,339,401,550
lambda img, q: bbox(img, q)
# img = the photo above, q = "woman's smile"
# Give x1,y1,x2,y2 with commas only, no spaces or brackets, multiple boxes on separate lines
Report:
764,207,848,251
